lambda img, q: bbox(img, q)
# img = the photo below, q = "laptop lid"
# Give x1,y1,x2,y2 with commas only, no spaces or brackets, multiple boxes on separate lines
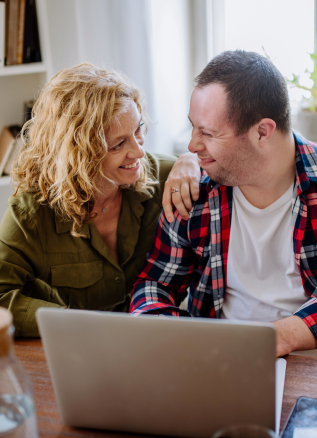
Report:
36,308,276,438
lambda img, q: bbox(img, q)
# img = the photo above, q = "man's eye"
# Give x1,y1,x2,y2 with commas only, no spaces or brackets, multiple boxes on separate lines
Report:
202,132,212,137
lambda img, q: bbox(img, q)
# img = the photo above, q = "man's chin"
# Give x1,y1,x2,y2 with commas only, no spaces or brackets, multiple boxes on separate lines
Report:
205,170,236,187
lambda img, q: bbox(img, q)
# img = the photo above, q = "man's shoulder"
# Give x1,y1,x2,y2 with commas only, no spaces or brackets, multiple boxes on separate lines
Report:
294,131,317,187
294,131,317,156
146,152,176,182
192,171,231,208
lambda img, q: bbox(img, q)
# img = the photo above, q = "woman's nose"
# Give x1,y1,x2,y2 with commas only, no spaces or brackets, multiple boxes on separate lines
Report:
127,138,145,159
136,144,145,159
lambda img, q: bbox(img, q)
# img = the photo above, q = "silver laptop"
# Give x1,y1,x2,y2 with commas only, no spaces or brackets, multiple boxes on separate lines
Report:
36,308,284,438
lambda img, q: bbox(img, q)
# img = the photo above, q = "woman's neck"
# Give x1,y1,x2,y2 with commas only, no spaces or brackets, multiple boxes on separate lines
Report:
92,185,121,215
91,186,123,264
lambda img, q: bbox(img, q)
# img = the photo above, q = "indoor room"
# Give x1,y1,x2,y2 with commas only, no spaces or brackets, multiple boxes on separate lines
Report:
0,1,317,437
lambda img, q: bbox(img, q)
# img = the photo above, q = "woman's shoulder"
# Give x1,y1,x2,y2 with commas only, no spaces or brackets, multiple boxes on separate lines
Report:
0,192,51,245
8,191,41,216
5,192,55,232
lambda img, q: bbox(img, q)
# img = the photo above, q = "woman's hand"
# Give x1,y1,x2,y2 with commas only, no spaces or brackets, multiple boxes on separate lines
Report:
162,152,200,223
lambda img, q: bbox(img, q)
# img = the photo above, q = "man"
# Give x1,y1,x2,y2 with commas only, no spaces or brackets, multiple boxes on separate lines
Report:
130,50,317,357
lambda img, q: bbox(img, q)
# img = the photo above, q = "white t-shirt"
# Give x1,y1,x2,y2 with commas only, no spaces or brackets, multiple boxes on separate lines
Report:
221,184,307,322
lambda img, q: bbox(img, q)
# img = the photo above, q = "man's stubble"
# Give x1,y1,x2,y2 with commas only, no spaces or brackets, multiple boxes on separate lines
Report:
205,134,261,187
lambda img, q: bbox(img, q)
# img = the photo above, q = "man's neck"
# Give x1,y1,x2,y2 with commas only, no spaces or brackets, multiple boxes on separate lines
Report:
238,131,296,209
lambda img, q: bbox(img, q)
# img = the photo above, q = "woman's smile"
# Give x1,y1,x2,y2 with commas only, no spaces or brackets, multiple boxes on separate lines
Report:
119,161,140,170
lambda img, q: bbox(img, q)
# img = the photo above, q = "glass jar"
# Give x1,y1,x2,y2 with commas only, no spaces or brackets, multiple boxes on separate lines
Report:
0,307,38,437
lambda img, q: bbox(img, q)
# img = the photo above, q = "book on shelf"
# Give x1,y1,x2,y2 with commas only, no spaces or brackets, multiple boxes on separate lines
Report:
4,0,41,66
24,98,35,121
23,0,41,63
3,133,23,174
0,125,21,176
16,0,25,64
0,126,15,176
0,1,5,67
5,0,19,65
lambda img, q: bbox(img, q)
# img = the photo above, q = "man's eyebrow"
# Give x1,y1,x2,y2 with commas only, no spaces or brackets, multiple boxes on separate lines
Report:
188,116,218,133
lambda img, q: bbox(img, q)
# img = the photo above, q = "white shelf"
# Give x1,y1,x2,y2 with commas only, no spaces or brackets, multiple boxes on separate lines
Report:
0,62,47,76
0,176,11,186
0,0,52,221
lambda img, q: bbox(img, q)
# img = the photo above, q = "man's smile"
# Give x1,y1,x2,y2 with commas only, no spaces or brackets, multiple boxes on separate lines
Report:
198,157,216,165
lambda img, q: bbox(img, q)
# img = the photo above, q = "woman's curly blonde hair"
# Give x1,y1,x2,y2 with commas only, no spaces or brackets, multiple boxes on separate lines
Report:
12,63,156,236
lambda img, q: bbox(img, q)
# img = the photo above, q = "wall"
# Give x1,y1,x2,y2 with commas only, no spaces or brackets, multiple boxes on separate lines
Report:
45,0,196,154
149,0,192,154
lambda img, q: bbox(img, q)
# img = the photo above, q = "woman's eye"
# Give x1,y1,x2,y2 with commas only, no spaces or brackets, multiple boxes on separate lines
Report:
136,122,145,133
111,141,124,152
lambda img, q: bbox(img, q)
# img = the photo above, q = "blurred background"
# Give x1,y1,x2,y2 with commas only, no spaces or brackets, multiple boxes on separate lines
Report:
1,0,315,156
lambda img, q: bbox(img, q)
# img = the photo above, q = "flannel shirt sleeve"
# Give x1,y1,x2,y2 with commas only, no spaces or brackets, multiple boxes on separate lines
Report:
130,209,196,316
294,297,317,340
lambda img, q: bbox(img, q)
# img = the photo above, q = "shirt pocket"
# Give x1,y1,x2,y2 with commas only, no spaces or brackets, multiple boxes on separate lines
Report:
51,261,103,309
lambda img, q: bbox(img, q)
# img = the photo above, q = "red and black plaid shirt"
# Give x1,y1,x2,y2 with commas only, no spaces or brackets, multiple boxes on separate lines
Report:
130,132,317,339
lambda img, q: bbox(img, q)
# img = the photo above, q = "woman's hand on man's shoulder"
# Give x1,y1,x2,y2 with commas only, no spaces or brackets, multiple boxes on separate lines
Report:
162,152,200,223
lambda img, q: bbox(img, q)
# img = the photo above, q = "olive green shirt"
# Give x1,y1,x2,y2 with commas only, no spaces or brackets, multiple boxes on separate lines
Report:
0,153,176,337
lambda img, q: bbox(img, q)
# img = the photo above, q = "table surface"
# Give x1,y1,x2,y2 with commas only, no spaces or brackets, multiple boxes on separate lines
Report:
13,338,317,438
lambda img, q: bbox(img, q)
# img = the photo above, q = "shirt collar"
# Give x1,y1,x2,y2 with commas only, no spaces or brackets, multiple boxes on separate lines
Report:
201,131,317,195
294,130,317,193
54,188,153,238
54,211,90,238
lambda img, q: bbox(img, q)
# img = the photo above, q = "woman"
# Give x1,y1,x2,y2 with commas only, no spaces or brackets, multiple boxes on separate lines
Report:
0,63,200,336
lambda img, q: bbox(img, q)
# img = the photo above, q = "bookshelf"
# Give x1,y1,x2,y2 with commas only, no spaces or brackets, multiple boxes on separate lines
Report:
0,0,52,222
0,61,47,76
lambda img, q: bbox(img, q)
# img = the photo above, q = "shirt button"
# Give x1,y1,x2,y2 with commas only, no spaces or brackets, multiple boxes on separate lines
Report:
115,276,122,284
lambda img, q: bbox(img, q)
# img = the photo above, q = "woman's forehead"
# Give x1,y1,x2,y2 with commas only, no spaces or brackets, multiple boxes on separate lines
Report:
107,101,141,142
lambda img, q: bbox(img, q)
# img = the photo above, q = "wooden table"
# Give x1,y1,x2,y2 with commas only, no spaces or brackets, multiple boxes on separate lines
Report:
14,338,317,438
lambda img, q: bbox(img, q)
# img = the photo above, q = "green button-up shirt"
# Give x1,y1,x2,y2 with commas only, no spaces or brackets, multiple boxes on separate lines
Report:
0,153,176,337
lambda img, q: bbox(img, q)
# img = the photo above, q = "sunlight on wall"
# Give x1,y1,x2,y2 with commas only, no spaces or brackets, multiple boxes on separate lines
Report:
225,0,314,77
150,0,192,154
224,0,314,108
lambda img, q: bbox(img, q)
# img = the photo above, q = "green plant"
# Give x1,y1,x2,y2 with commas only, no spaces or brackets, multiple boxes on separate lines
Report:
262,47,317,112
286,51,317,112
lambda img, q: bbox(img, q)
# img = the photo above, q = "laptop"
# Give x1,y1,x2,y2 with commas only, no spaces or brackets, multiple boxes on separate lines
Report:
36,308,286,438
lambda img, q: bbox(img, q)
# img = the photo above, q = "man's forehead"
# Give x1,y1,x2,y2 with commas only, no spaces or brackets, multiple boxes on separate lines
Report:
189,83,228,127
191,83,227,108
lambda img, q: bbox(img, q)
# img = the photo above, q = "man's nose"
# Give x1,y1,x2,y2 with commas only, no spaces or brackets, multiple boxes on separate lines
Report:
188,132,205,154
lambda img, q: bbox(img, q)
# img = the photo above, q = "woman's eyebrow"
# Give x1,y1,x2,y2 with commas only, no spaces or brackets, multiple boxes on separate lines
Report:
108,117,143,145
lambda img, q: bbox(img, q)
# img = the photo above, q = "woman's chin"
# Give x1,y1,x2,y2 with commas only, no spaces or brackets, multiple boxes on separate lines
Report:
118,170,141,186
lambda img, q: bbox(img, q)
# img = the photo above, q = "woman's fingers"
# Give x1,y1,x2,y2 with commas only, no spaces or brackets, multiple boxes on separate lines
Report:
171,185,192,219
178,182,193,212
162,181,192,223
162,152,201,223
189,177,200,201
162,182,174,223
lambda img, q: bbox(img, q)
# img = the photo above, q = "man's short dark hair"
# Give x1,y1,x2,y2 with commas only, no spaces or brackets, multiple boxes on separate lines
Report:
194,50,291,136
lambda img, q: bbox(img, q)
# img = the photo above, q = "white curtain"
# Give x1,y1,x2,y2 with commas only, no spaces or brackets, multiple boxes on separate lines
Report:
46,0,205,154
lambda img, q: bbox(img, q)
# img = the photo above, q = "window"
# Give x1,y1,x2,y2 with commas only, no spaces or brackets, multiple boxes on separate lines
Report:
208,0,315,107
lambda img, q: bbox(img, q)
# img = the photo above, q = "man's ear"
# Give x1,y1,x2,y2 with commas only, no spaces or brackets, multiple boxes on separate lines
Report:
257,119,276,142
